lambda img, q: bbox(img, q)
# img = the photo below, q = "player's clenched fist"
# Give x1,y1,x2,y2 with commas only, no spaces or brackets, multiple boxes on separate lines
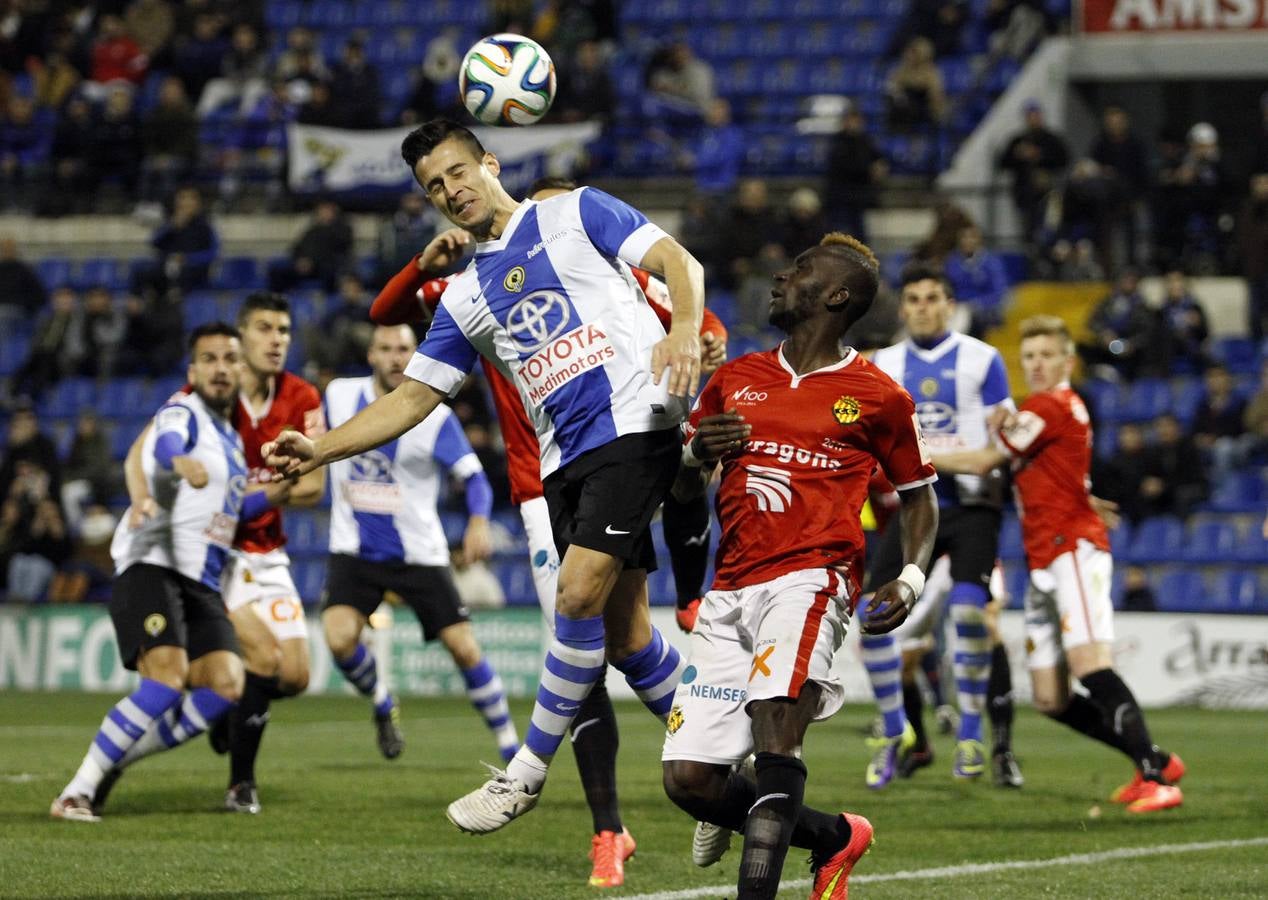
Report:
262,430,319,479
418,227,472,275
861,580,915,635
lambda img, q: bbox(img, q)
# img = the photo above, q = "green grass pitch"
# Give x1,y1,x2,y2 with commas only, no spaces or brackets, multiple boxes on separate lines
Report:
1,692,1265,898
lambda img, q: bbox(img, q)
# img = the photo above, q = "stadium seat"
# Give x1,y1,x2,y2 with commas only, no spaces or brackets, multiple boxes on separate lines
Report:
292,559,326,605
1181,518,1238,564
1170,376,1204,425
1124,378,1171,421
494,559,536,606
36,259,72,290
1107,519,1132,555
1231,525,1268,563
1153,568,1203,612
98,377,153,414
42,377,96,417
1207,469,1264,513
183,291,224,329
110,418,148,460
74,257,125,291
0,333,26,377
1212,337,1260,375
998,514,1024,561
1125,516,1185,564
1217,568,1263,613
1080,378,1122,423
212,257,260,290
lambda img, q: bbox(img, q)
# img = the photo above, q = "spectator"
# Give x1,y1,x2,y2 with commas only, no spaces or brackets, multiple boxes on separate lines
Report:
85,13,149,99
328,38,382,130
676,194,723,283
1057,158,1123,274
1155,122,1232,272
1045,237,1106,282
376,191,439,284
138,76,198,206
296,81,343,128
890,0,967,58
823,105,888,240
195,22,269,118
117,291,184,377
645,41,716,119
31,43,83,111
124,0,175,64
399,58,439,125
0,404,61,498
1120,566,1157,612
913,199,974,266
1090,105,1150,267
554,40,615,124
65,286,125,378
60,410,121,521
1238,172,1268,343
47,502,117,604
1079,269,1159,381
171,12,227,104
132,186,218,299
92,85,143,196
268,199,353,293
0,94,53,211
944,223,1009,331
1192,364,1251,480
984,0,1047,63
14,287,78,399
2,479,72,602
719,177,780,290
307,273,373,381
274,26,329,106
777,188,829,261
219,76,296,203
682,98,744,196
1156,270,1209,374
885,37,946,132
0,235,47,319
1092,420,1150,523
44,96,95,215
999,101,1069,245
1143,413,1208,519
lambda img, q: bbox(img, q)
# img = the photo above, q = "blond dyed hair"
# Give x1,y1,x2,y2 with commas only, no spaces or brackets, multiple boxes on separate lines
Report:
1019,314,1075,354
820,232,879,270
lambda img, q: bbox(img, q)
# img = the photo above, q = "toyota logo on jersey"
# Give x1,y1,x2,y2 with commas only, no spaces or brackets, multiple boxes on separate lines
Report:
507,290,572,353
350,450,394,483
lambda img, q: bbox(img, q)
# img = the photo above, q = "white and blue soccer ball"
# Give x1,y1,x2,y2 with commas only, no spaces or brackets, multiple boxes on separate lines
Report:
459,33,556,127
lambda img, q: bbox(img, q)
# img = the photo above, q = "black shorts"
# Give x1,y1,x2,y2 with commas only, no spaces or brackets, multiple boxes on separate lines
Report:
864,505,1002,593
110,563,239,671
542,429,679,571
321,554,469,642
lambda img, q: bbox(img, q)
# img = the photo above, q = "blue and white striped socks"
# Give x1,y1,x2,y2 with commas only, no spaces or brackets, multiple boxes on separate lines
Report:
118,687,235,768
950,582,991,744
612,626,684,721
62,678,182,800
861,631,908,739
507,613,606,791
337,643,394,716
461,658,519,763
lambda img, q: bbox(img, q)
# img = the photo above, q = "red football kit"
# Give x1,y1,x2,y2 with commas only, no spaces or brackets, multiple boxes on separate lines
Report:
371,254,727,504
687,345,937,600
996,382,1109,570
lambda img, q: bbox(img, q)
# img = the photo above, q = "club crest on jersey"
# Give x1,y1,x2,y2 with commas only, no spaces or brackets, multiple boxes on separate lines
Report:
507,290,572,352
143,613,166,636
503,265,526,293
667,705,685,735
832,396,861,425
919,377,940,399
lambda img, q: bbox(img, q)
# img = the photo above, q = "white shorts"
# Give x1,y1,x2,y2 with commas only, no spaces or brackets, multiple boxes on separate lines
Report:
890,554,952,652
1024,540,1114,670
520,495,561,626
221,548,308,642
662,568,852,767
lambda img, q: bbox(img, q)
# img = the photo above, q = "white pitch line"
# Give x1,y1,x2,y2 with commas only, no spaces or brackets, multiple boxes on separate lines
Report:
623,836,1268,900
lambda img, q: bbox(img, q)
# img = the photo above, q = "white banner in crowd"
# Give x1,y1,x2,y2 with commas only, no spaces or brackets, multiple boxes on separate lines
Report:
2,606,1265,709
286,122,602,196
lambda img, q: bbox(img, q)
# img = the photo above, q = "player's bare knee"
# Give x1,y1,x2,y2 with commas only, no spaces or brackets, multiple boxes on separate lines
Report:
663,760,722,806
137,646,188,690
278,655,310,695
555,576,606,619
1032,690,1066,717
323,618,361,660
204,653,245,702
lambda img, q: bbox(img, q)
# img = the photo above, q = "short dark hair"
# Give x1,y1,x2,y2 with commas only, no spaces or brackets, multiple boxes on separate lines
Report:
528,176,577,196
237,291,290,326
401,118,486,171
188,321,240,352
898,261,954,297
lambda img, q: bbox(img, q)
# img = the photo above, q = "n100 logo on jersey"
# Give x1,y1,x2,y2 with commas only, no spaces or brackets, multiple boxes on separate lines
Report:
731,384,768,404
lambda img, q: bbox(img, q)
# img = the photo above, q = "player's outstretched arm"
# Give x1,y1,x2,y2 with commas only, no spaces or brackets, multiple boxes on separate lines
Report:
931,447,1009,477
863,483,938,635
642,236,704,397
264,377,445,477
123,423,159,528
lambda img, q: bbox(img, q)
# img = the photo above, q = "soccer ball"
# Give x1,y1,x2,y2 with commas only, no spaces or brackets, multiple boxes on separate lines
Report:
459,33,556,127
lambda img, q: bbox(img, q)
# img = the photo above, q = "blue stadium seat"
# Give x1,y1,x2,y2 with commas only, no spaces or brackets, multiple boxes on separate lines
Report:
1212,337,1260,375
1080,378,1121,423
1155,568,1203,612
1232,525,1268,563
998,514,1023,561
494,558,536,606
1207,469,1264,513
42,377,96,417
1181,518,1238,564
1108,520,1132,555
0,333,26,377
1125,516,1185,564
1171,376,1204,425
75,257,125,291
265,0,302,29
37,259,72,290
1124,378,1170,421
212,256,260,290
111,418,148,460
183,291,223,329
98,377,153,414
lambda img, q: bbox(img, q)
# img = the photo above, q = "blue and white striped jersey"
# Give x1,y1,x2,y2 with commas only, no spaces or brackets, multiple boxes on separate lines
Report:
111,392,248,588
326,376,483,566
871,331,1014,507
403,187,683,478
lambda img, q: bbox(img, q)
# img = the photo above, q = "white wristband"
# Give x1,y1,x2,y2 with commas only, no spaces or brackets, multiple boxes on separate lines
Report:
681,439,705,468
896,564,925,604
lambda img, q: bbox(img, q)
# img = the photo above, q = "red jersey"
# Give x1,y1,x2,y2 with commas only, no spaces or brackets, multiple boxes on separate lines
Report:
688,345,937,598
997,383,1109,570
370,255,727,504
232,372,324,554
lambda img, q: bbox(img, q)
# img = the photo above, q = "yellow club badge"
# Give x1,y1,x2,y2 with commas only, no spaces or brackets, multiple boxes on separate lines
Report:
832,396,861,425
504,266,526,293
143,613,167,637
919,377,939,398
667,705,685,735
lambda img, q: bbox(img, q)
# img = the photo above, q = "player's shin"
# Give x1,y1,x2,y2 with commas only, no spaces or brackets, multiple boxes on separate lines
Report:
461,656,519,763
569,672,622,834
1081,668,1165,778
860,632,906,739
335,643,394,715
62,679,182,801
118,687,235,767
612,626,685,721
737,753,806,899
510,612,607,791
228,672,283,787
949,582,990,743
987,643,1015,753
